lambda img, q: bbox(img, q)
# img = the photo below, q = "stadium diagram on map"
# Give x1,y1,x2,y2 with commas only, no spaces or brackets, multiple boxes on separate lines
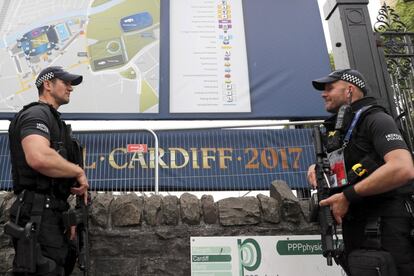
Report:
0,0,160,115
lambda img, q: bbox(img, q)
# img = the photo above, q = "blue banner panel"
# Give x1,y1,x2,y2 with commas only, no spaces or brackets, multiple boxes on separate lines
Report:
0,129,316,191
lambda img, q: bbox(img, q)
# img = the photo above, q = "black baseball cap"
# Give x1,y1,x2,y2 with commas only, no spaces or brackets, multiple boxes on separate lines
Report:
312,69,368,95
35,66,83,88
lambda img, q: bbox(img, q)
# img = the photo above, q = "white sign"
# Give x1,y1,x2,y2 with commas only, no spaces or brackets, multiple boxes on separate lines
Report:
191,235,345,276
170,0,251,113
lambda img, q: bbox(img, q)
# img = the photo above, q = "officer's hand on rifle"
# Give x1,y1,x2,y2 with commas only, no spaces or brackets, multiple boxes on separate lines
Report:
69,225,76,240
70,169,89,204
308,163,349,224
307,164,317,188
319,193,349,224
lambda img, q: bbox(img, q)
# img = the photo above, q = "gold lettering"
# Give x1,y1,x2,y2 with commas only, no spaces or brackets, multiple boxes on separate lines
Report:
108,147,127,169
279,148,289,169
245,148,260,169
170,147,189,169
201,148,216,169
217,148,233,169
149,148,168,169
128,152,148,168
261,148,278,169
289,147,303,169
82,147,96,169
190,148,200,169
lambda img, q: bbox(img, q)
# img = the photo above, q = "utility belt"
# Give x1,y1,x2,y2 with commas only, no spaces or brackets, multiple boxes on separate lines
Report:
4,190,68,274
339,184,414,222
16,189,70,212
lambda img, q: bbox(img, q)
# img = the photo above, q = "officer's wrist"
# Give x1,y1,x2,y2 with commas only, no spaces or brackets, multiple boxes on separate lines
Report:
343,185,363,204
74,166,84,178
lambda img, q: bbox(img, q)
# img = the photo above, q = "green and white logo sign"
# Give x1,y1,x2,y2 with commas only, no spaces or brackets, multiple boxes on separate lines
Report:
191,235,344,276
276,240,323,255
237,238,261,275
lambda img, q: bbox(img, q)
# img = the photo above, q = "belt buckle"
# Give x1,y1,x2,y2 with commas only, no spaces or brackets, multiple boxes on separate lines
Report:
365,226,380,237
364,217,381,237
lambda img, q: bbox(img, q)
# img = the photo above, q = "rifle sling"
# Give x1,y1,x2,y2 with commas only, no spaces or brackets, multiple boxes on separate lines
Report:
362,216,382,250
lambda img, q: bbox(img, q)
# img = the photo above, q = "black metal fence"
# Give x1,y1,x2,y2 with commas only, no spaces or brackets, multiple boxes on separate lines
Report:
374,3,414,152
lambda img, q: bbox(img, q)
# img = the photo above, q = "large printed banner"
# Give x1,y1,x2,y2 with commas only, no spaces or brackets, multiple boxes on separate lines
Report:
0,0,330,120
0,128,316,191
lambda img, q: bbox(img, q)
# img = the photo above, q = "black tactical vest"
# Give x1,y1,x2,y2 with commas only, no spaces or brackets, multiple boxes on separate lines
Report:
326,98,413,200
8,102,74,200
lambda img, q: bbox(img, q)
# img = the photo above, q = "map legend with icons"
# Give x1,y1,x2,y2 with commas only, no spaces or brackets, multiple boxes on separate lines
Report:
170,0,251,113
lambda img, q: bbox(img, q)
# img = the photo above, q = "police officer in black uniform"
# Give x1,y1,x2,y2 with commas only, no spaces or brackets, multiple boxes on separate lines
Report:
307,69,414,275
8,66,89,275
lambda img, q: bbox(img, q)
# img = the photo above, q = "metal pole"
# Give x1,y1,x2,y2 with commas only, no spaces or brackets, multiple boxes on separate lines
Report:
145,128,159,195
0,127,161,194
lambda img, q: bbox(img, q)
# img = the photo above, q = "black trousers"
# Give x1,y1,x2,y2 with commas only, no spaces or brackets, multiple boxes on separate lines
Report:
10,200,72,275
12,237,66,276
342,210,414,275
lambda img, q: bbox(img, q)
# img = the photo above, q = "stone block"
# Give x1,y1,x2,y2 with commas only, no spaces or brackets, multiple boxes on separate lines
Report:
270,180,302,224
218,197,260,226
180,193,200,225
144,195,163,226
90,193,113,228
201,194,217,224
0,193,15,224
110,194,143,227
257,194,280,224
162,195,179,225
93,257,140,276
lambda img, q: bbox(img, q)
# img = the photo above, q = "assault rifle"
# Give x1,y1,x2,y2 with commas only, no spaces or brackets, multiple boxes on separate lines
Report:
69,133,90,276
75,192,90,275
311,125,338,266
64,194,90,276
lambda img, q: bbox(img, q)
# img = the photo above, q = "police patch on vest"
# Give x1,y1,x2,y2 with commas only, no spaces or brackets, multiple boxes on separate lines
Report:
36,123,49,134
385,133,403,142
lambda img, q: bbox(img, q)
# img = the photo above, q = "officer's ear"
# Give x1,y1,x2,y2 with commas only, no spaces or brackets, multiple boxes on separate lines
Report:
43,80,50,90
43,79,55,91
347,87,352,99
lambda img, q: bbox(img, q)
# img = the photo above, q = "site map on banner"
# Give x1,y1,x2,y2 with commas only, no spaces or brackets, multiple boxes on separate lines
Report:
0,0,160,114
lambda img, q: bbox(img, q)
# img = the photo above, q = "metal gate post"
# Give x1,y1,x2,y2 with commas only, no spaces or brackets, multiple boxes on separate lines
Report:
323,0,397,117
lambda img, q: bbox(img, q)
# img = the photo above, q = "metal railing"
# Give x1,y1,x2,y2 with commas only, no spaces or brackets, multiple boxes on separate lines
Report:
0,120,323,197
374,3,414,151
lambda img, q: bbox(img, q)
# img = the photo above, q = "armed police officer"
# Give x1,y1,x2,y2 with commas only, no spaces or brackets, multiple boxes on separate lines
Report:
307,69,414,275
7,66,89,275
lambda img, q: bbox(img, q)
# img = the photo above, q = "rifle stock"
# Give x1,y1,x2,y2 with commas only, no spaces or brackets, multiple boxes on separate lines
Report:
71,135,90,275
313,126,336,266
76,196,90,275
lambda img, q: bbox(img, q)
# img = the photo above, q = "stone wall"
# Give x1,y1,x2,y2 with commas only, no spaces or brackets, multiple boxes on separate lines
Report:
0,181,317,276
